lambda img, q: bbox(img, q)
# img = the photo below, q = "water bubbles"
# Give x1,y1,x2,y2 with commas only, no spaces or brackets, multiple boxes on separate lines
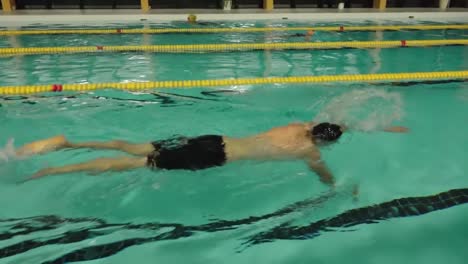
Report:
314,88,404,132
0,138,19,163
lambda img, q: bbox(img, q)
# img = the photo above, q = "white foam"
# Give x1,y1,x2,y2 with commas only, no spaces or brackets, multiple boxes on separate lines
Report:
314,88,404,132
0,138,18,163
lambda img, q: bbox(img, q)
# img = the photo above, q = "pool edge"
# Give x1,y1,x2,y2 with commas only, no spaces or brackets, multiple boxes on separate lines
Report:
0,8,467,25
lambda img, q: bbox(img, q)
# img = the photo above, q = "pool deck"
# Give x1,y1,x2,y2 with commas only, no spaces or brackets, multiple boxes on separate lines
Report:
0,8,467,25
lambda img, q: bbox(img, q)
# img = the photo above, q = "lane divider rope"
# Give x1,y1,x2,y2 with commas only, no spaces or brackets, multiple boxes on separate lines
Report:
1,70,467,95
1,24,467,35
1,39,467,56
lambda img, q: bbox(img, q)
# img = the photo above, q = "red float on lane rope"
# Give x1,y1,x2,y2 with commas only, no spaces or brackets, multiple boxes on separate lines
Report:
52,84,63,92
401,40,407,47
339,26,344,32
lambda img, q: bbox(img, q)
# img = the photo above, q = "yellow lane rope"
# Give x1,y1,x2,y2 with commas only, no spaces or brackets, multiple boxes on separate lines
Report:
1,24,467,35
1,39,467,56
1,71,466,96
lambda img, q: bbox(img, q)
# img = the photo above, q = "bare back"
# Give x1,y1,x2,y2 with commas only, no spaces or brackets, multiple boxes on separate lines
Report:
224,122,317,161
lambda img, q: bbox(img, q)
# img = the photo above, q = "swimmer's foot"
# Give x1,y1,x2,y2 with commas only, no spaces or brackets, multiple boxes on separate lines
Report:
16,135,68,157
17,168,56,184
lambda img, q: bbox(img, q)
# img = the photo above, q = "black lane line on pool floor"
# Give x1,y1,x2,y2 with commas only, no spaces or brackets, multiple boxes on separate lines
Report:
0,188,467,263
0,190,337,260
376,79,468,87
243,188,468,246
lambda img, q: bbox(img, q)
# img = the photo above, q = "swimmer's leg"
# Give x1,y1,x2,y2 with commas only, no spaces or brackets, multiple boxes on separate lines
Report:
16,135,68,157
16,135,154,156
27,156,148,181
66,140,154,156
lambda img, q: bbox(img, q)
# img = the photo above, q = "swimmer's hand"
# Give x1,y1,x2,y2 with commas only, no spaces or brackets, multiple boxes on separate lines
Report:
383,126,409,133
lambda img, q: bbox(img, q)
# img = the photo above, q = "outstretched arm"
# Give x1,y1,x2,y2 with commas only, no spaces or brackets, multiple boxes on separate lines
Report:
26,156,147,182
306,151,335,188
382,126,409,133
340,124,408,133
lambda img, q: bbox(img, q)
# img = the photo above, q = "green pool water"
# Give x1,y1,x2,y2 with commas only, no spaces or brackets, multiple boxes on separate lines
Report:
0,20,467,264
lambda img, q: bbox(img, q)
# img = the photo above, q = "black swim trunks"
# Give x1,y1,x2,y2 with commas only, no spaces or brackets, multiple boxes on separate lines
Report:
147,135,227,170
290,33,306,37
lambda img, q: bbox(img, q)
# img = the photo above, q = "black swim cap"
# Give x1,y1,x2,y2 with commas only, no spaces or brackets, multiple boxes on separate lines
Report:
311,122,343,142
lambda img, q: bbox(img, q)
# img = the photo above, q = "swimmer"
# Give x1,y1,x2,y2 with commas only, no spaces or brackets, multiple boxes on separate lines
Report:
187,14,219,26
16,122,408,185
187,14,197,23
289,30,315,41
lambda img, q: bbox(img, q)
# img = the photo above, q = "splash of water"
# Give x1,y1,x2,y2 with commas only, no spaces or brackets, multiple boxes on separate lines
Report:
0,138,27,163
314,89,403,132
0,138,17,163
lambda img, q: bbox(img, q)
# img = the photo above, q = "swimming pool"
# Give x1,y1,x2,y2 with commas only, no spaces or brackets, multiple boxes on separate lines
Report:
0,20,467,264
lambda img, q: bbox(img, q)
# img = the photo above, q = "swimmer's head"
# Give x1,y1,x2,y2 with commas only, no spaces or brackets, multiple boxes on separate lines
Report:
188,14,197,23
310,122,343,144
306,30,315,36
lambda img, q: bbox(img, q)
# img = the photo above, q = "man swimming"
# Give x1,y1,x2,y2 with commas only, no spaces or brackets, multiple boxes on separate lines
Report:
187,14,219,26
288,30,315,41
15,122,407,185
